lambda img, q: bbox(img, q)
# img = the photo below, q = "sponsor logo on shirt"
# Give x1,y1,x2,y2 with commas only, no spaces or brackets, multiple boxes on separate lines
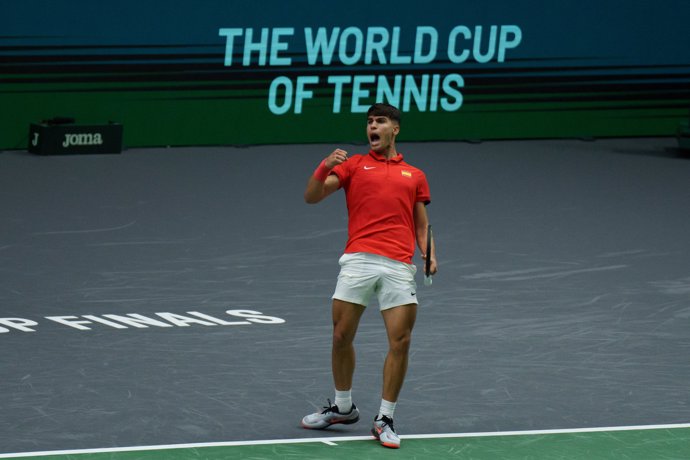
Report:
401,170,412,177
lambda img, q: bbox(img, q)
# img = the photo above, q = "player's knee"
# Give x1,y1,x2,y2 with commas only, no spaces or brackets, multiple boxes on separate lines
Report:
389,334,412,355
332,329,354,349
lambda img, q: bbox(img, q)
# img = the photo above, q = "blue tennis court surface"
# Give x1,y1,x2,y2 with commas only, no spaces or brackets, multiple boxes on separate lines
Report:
1,138,688,457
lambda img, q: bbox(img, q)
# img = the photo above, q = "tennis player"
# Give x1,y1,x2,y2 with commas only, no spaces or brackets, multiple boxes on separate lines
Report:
301,103,437,449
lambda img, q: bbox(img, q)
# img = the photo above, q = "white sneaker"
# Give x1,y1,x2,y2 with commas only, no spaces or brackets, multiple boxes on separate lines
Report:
301,400,360,429
372,415,400,448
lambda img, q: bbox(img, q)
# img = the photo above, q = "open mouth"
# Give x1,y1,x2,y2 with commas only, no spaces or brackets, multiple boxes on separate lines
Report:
369,133,381,145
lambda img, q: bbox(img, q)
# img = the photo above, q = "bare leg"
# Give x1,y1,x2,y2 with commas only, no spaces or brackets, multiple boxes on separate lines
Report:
331,299,366,391
381,304,417,402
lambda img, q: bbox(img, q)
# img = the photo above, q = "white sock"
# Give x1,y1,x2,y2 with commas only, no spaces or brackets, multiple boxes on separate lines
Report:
334,389,352,413
378,399,396,419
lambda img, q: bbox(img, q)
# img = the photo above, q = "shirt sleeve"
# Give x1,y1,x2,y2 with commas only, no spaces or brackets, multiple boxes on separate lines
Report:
417,171,431,205
331,156,356,189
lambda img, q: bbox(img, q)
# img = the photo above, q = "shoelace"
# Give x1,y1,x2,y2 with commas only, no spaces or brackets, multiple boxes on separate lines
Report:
320,399,337,414
378,415,396,432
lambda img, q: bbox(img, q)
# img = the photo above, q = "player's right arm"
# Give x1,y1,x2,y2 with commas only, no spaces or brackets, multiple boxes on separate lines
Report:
304,149,347,204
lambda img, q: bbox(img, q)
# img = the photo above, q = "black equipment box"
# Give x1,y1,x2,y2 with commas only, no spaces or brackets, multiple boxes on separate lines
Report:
28,122,123,155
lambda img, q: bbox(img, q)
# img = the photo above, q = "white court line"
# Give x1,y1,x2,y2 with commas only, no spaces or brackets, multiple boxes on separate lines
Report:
0,423,689,458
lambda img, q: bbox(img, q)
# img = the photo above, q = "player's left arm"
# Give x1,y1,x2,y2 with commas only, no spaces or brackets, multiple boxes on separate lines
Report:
414,202,437,274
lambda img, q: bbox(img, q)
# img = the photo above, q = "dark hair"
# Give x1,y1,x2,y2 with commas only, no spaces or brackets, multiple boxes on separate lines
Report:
367,103,401,125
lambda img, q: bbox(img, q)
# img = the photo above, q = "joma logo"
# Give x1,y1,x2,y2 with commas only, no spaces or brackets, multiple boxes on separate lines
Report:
62,133,103,148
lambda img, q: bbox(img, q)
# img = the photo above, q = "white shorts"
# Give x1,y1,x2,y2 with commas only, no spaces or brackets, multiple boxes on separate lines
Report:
332,253,418,310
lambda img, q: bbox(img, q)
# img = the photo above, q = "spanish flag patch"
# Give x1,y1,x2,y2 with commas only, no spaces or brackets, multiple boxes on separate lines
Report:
401,170,412,178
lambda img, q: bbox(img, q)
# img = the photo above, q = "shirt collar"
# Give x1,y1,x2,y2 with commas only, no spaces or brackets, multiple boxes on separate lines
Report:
368,150,404,163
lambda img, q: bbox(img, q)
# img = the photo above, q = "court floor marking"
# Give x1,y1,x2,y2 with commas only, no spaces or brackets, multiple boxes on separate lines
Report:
1,422,689,458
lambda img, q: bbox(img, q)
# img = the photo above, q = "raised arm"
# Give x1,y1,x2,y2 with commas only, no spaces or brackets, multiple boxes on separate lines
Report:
304,149,347,204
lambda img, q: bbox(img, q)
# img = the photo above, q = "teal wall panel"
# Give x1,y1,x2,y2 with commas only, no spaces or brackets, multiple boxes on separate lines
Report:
1,0,689,149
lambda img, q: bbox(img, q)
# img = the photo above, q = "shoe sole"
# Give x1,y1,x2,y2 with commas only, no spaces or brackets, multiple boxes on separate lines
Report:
371,427,400,449
301,415,360,430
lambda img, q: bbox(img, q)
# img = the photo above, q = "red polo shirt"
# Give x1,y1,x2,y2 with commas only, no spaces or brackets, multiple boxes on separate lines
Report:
331,150,431,264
